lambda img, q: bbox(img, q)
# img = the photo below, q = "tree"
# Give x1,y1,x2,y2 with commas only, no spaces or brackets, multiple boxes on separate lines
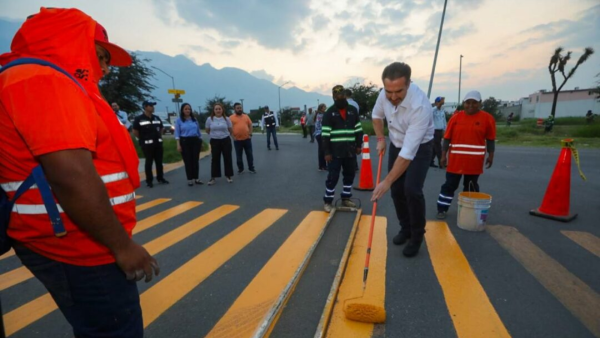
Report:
204,95,233,116
595,72,600,101
99,52,157,114
548,47,594,118
482,97,502,121
279,106,299,127
347,82,380,117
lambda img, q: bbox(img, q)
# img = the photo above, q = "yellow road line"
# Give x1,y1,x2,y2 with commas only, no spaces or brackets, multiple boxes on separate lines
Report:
0,248,15,261
0,266,32,291
561,231,600,258
206,211,328,338
427,222,510,338
136,198,171,213
135,195,143,200
141,208,287,327
325,215,387,338
3,294,56,336
489,225,600,337
2,205,239,336
133,201,202,235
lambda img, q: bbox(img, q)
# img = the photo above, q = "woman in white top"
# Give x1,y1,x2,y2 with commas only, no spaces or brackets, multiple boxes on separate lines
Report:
205,102,234,185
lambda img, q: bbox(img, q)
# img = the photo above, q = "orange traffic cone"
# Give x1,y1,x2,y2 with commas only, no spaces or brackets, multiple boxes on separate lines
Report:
354,134,375,191
530,139,584,222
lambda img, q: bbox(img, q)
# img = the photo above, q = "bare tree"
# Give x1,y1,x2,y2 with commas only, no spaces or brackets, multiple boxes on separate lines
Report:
548,47,594,118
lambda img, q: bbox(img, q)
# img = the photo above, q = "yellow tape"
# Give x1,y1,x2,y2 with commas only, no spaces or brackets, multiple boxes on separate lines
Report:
562,139,586,181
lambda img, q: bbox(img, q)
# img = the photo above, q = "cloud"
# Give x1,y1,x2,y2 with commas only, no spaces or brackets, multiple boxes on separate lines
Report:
218,40,242,49
250,69,275,82
311,14,330,31
187,44,210,53
153,0,311,50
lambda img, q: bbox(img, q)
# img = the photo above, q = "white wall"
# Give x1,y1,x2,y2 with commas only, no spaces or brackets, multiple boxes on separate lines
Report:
533,99,600,118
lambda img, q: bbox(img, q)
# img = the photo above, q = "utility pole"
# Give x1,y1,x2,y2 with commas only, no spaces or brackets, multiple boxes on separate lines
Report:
278,81,291,116
151,66,179,113
427,0,448,99
458,55,463,106
240,99,244,112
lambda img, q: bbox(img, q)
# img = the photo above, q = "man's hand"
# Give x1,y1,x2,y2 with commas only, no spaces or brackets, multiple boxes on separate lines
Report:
371,180,391,202
177,145,182,153
440,154,447,168
114,241,160,282
325,154,332,163
485,155,494,169
376,140,386,155
356,147,362,155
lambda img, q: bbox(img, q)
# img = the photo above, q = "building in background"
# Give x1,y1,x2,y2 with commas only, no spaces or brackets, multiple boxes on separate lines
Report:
520,88,599,119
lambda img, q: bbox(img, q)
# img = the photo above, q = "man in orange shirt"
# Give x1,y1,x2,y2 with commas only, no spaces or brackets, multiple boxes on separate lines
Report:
0,8,158,337
436,91,496,219
230,102,256,174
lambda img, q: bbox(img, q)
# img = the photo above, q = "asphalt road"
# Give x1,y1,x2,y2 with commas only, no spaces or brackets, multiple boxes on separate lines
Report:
2,133,599,338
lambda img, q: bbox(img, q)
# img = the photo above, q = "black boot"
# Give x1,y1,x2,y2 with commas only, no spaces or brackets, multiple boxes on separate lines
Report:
392,232,411,245
403,239,423,257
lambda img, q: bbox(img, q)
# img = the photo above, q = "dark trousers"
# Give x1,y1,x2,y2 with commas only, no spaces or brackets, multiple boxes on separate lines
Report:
210,137,234,178
437,172,480,212
180,137,201,180
308,125,315,141
316,134,326,169
142,142,164,183
324,157,355,203
14,244,143,338
389,141,432,241
302,125,307,138
266,127,279,149
233,138,255,171
432,129,443,164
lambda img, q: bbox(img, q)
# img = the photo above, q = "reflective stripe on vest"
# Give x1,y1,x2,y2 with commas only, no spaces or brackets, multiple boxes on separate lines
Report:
12,192,135,215
450,144,485,156
1,172,129,193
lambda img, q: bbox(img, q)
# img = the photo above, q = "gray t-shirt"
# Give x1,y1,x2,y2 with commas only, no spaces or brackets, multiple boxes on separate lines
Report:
205,116,232,139
306,112,315,126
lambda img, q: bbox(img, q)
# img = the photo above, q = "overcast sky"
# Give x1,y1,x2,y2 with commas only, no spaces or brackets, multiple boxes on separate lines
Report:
2,0,599,102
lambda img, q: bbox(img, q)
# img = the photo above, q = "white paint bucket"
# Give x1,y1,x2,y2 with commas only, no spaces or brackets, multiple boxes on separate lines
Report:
457,192,492,232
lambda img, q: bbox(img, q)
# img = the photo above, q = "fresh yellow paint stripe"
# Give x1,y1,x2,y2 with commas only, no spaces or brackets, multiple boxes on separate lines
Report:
0,248,15,261
2,205,238,336
489,225,600,337
426,222,510,338
3,294,56,336
135,195,143,200
0,266,33,291
136,198,171,212
133,201,202,235
143,205,238,256
206,211,328,338
326,215,387,338
561,231,600,258
141,208,287,327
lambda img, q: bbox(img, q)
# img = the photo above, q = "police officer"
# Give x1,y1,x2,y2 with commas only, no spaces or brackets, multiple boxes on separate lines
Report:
261,105,279,150
133,101,170,187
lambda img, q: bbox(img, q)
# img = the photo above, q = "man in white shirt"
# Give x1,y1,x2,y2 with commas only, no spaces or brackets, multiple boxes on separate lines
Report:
111,102,131,131
371,62,434,257
431,96,447,167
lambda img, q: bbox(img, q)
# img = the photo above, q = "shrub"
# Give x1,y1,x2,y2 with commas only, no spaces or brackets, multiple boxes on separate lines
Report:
572,124,600,138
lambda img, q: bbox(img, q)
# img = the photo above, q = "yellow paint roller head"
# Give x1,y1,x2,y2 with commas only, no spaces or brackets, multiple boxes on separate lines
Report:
343,300,386,323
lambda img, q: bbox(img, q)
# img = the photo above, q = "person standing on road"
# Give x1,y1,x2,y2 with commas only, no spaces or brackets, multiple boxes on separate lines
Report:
436,91,496,219
431,96,447,168
205,102,234,185
306,108,316,143
175,103,203,186
371,62,434,258
112,102,131,131
322,85,363,212
314,103,328,171
230,102,256,174
0,8,159,337
261,106,279,150
300,112,308,138
133,100,170,188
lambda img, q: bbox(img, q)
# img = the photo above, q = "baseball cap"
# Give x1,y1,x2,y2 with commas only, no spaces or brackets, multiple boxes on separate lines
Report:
332,85,345,95
142,100,157,107
94,22,132,66
434,96,444,103
463,91,482,102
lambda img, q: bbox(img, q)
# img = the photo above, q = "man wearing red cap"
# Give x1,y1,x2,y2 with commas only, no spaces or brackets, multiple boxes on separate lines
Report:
0,8,158,337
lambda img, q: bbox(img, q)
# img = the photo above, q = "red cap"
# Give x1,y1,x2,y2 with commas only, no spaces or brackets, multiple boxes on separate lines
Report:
94,22,132,66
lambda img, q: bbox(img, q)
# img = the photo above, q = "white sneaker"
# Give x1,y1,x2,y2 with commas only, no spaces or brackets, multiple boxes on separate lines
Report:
342,199,357,208
324,203,333,213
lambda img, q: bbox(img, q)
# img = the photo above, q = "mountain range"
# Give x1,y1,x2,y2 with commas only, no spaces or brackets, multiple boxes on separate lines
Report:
0,18,332,116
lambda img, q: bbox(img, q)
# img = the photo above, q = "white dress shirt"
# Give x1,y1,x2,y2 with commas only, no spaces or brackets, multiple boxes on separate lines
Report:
116,110,131,129
348,98,359,114
372,82,434,160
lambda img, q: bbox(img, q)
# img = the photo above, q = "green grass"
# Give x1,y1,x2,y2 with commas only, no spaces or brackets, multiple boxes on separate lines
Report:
130,134,209,164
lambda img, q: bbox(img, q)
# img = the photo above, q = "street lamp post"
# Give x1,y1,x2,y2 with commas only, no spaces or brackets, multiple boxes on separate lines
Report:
278,81,291,116
151,66,179,113
317,99,320,107
240,99,244,112
427,0,448,99
458,55,463,107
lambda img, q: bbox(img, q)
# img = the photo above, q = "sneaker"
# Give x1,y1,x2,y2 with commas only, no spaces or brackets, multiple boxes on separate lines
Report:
188,180,194,186
324,203,333,213
158,179,170,184
238,170,244,174
436,211,447,220
194,179,204,185
227,177,233,183
268,147,272,151
403,239,423,257
146,182,153,188
207,179,215,186
341,199,357,208
392,232,411,245
249,169,257,174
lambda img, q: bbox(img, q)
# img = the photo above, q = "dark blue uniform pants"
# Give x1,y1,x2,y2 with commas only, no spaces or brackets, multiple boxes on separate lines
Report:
437,173,480,212
142,142,164,184
266,127,279,149
324,157,355,203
